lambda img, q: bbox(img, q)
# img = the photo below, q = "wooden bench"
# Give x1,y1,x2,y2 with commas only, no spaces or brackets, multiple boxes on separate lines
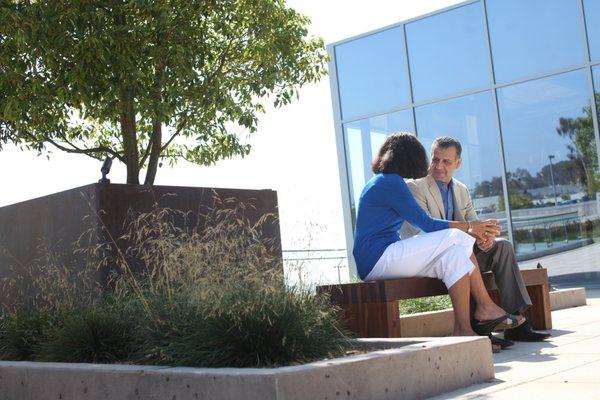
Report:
316,268,552,338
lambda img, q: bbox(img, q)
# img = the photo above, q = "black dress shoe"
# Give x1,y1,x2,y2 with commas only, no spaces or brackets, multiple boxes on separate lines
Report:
504,322,551,342
489,334,514,349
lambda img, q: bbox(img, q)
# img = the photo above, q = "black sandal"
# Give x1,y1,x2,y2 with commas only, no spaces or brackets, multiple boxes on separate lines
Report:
473,313,525,336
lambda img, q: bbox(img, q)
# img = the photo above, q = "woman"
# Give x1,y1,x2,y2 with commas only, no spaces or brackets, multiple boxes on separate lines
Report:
353,132,524,337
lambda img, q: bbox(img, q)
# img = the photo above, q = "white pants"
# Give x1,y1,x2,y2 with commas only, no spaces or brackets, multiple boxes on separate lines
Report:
365,228,476,288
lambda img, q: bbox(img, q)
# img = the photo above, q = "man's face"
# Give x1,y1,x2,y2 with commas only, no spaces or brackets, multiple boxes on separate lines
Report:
430,145,462,184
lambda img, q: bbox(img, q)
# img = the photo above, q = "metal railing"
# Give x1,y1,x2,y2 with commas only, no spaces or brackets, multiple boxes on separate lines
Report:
282,248,348,284
511,211,584,255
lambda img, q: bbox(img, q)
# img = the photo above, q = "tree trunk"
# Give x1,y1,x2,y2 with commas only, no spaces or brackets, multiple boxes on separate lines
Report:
120,98,140,184
144,121,162,185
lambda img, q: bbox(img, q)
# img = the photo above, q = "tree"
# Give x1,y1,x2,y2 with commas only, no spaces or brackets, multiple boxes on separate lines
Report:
473,176,504,198
556,93,600,196
539,159,580,187
498,193,533,212
0,0,327,184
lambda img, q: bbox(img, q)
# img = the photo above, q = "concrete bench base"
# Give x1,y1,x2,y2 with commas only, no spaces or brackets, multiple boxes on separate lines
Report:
398,287,587,337
0,337,493,400
400,309,455,337
550,287,587,311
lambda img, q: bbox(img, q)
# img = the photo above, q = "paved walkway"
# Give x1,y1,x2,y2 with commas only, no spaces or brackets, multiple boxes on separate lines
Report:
430,289,600,399
520,242,600,278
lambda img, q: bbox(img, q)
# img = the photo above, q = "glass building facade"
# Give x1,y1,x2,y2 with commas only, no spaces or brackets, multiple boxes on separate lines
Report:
329,0,600,276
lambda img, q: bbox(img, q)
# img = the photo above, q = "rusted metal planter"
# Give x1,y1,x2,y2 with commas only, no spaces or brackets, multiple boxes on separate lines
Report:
0,183,281,299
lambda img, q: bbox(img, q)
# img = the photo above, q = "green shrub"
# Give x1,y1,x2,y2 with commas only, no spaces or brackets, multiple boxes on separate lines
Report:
0,310,50,361
37,304,138,364
137,284,348,368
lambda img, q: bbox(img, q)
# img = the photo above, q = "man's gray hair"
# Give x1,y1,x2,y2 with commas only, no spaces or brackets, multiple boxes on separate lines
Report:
432,136,462,158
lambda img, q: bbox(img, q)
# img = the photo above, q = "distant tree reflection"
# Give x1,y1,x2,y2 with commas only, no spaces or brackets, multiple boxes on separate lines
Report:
473,93,600,210
555,94,600,198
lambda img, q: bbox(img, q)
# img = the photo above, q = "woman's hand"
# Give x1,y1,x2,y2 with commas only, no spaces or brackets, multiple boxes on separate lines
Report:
469,219,501,241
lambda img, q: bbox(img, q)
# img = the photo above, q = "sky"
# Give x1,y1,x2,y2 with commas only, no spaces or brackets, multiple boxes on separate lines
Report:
0,0,462,252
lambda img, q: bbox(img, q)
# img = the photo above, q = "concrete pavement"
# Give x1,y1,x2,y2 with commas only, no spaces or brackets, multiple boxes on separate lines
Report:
429,289,600,399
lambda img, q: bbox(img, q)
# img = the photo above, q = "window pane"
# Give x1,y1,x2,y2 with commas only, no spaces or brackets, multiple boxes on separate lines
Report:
415,91,508,234
584,0,600,61
497,70,600,260
406,3,490,103
593,65,600,192
336,27,410,120
343,110,414,221
487,0,585,83
594,66,600,125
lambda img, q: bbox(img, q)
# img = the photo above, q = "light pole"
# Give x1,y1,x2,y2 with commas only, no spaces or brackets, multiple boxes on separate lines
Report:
548,154,558,207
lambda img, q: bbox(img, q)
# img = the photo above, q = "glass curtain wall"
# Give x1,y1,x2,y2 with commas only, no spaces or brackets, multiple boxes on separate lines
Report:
331,0,600,263
344,110,414,223
594,67,600,124
335,27,410,120
486,0,586,83
405,2,489,102
415,91,509,238
584,0,600,61
497,70,600,256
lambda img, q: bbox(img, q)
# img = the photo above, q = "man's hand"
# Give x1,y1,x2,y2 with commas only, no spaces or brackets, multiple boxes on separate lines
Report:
476,237,495,251
469,219,501,241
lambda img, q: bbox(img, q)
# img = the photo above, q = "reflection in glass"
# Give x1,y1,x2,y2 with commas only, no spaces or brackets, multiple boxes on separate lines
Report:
593,67,600,221
497,70,600,258
406,2,489,103
344,110,414,222
336,27,410,120
486,0,585,83
594,66,600,131
584,0,600,61
415,91,508,236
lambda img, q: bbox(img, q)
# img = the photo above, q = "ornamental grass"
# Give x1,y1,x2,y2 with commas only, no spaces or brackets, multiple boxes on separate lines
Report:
0,194,350,367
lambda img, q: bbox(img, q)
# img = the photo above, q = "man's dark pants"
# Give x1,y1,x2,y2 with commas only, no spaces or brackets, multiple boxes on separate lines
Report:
473,238,532,316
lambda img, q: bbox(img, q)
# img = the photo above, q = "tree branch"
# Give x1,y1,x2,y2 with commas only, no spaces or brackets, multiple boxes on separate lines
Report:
18,128,124,162
144,120,162,185
159,116,188,154
56,130,125,160
44,136,124,162
139,135,154,167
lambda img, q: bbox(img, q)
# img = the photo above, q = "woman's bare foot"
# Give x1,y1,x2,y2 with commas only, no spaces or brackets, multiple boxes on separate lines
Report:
474,302,524,326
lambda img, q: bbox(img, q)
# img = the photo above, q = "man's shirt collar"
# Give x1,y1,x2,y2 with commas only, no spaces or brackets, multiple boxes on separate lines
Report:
435,179,453,191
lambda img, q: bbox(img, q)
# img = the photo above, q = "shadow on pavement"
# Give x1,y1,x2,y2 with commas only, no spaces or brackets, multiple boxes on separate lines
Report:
544,329,573,337
550,272,600,291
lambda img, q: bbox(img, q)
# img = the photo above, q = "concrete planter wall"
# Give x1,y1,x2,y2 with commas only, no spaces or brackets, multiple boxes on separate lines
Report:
0,183,281,300
549,287,587,310
0,337,494,400
399,287,587,337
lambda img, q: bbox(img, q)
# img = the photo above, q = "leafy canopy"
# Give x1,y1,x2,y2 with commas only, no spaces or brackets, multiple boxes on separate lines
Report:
0,0,328,183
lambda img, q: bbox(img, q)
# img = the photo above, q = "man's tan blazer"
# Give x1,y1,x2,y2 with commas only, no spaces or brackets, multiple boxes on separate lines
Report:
400,174,478,239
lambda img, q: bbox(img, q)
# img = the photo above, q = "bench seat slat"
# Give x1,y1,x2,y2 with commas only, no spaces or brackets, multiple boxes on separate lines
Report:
382,278,447,301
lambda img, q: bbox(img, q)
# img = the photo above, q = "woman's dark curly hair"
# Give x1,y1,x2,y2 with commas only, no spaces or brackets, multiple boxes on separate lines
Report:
371,132,428,179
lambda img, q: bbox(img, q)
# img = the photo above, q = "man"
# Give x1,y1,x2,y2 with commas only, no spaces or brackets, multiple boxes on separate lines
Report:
400,136,550,343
